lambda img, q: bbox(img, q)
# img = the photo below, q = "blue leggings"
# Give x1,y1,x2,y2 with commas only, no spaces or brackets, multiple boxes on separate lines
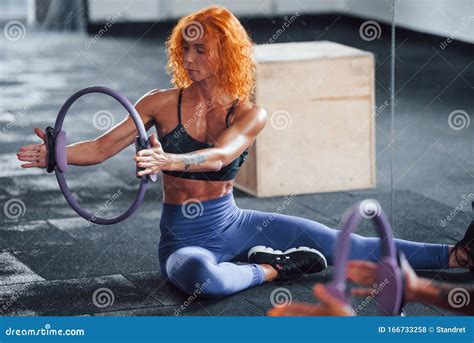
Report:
159,192,450,298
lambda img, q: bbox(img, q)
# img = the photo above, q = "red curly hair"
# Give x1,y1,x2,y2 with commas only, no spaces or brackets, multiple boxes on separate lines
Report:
166,6,256,101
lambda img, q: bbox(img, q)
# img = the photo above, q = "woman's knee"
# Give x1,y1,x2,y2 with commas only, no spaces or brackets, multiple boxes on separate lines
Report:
165,247,227,298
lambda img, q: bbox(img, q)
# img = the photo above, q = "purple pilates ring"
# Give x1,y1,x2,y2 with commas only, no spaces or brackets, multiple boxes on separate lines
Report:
326,200,405,316
44,86,157,225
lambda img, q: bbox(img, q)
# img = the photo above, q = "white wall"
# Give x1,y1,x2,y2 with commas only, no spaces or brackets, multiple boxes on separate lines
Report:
0,0,28,21
88,0,161,21
85,0,474,43
346,0,473,43
274,0,348,15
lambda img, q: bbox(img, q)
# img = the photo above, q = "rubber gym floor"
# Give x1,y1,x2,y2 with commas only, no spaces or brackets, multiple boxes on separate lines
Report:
1,15,473,316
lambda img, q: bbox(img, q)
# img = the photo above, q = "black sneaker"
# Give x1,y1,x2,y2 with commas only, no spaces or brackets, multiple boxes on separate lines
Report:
248,245,327,282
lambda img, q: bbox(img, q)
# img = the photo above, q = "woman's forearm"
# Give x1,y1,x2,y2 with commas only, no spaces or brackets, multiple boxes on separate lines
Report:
164,148,225,172
66,139,104,166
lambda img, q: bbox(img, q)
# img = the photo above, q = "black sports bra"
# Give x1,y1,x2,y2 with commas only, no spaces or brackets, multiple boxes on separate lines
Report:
159,88,248,181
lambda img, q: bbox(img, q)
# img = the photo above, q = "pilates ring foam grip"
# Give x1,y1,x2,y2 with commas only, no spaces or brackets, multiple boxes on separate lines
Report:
45,126,56,173
44,86,157,225
326,200,406,316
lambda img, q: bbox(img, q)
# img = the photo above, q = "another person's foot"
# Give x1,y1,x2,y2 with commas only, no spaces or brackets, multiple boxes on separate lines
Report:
248,246,327,282
451,220,474,272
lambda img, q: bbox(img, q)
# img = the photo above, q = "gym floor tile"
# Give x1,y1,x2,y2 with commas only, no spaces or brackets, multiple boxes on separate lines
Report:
13,241,160,280
48,214,161,244
0,274,161,316
123,271,189,306
94,297,265,316
0,220,75,251
0,252,45,286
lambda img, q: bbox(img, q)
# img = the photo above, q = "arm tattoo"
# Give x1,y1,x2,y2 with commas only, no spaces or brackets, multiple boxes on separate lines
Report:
180,154,206,170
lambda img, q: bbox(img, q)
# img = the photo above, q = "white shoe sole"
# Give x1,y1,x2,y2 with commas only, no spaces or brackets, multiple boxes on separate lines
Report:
248,245,328,268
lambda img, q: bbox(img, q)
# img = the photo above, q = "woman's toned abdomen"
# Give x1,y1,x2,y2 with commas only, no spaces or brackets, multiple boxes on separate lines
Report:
161,173,234,204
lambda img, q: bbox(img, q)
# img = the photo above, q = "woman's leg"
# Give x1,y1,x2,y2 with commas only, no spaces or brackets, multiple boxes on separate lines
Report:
159,193,268,298
165,246,265,298
224,209,450,269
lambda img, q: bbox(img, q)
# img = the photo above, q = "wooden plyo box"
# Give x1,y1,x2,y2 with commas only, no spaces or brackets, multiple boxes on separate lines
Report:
235,41,376,197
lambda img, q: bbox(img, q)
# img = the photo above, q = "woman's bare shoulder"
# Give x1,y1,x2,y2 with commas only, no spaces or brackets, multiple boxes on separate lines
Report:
144,87,179,105
235,100,267,122
137,87,180,118
228,100,267,134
